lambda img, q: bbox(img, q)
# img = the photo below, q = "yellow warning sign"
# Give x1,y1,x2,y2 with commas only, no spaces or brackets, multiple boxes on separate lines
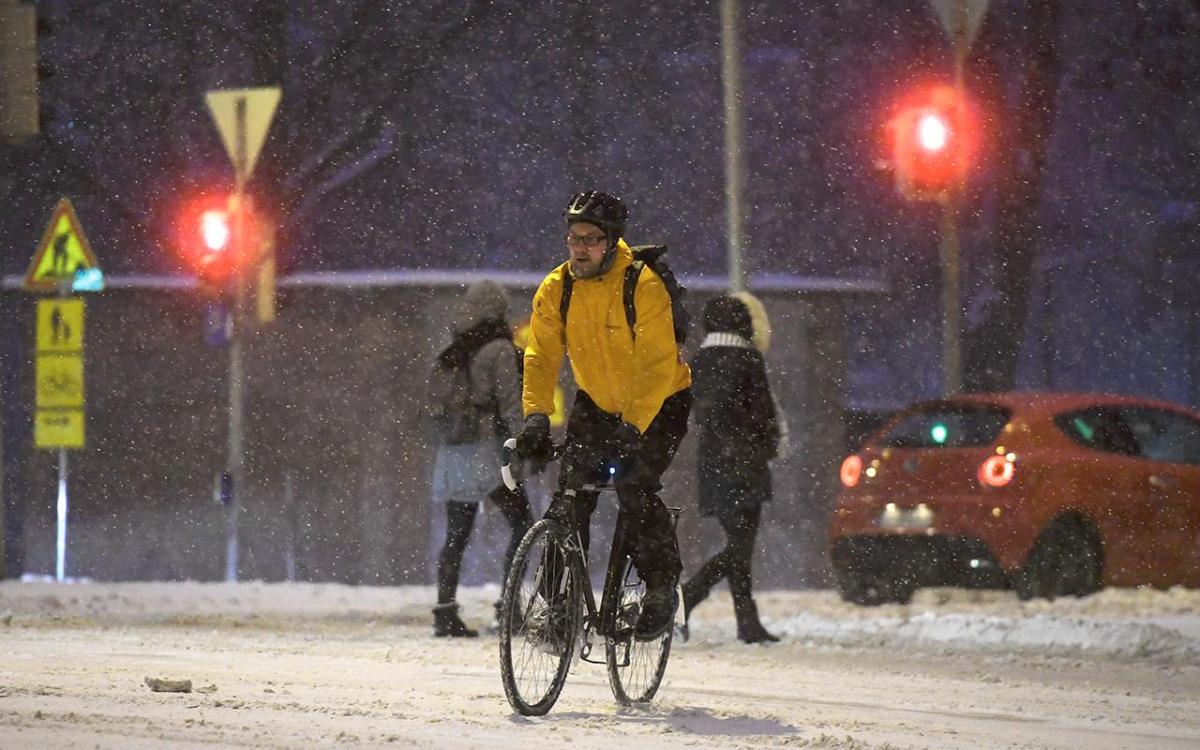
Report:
36,299,85,353
35,409,85,449
24,198,101,292
36,354,84,408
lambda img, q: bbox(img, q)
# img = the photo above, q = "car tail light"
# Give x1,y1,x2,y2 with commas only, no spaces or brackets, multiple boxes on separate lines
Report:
840,455,863,487
978,454,1014,488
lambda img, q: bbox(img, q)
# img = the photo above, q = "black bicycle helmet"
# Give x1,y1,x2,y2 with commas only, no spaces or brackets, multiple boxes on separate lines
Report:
564,191,628,241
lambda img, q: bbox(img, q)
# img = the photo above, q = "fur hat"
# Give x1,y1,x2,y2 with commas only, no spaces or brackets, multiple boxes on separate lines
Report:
702,295,754,340
731,291,772,353
453,279,509,332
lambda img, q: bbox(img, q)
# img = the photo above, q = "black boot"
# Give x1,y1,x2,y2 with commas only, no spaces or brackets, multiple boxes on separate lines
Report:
635,578,678,641
735,600,779,644
681,578,707,624
433,602,478,638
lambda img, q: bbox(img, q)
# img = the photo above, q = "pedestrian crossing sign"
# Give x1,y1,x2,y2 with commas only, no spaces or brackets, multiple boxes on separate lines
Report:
24,198,101,292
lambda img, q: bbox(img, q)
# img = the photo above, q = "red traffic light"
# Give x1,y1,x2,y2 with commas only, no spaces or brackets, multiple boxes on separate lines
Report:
175,194,256,293
890,85,979,202
916,112,949,152
200,209,232,252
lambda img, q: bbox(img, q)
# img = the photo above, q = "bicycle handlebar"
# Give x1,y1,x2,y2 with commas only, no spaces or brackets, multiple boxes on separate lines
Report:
500,437,613,493
500,438,520,491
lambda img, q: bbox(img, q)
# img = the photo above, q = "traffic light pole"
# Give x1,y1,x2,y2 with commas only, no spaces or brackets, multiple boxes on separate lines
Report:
224,243,246,582
206,87,279,582
720,0,747,293
938,44,968,397
938,199,962,395
224,101,250,583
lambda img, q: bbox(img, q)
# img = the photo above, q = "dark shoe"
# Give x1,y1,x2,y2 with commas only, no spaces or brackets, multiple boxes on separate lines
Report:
674,583,692,643
433,602,478,638
735,600,779,644
634,585,677,641
681,578,705,623
737,620,780,644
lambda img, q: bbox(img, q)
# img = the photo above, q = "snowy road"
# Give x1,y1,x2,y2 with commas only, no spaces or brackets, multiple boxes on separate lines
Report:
0,582,1198,749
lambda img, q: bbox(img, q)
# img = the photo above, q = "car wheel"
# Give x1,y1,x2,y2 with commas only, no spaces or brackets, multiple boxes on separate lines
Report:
1015,519,1102,601
834,564,915,606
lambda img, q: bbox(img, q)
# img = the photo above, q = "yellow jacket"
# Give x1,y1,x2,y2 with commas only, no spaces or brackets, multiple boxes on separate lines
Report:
523,240,692,433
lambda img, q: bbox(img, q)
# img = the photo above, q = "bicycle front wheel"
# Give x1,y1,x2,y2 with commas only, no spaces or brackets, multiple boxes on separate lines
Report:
498,518,581,716
605,560,673,705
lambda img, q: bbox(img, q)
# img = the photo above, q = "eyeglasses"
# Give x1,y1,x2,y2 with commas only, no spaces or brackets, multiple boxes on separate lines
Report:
565,232,608,248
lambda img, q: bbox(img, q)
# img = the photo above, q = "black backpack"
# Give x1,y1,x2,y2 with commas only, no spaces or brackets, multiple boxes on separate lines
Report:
559,245,691,344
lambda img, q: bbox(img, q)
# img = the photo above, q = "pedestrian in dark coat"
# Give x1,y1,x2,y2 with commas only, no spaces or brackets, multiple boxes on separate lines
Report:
682,293,781,643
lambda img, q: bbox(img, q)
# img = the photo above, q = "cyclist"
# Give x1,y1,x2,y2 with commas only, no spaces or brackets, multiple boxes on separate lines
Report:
517,191,692,641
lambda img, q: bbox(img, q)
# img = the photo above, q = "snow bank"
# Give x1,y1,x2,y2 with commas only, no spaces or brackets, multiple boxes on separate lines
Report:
2,580,1198,663
771,610,1200,660
763,586,1200,661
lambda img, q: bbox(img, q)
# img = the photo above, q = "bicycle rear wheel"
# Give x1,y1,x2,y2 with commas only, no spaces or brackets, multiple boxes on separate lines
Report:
498,519,581,716
605,560,673,705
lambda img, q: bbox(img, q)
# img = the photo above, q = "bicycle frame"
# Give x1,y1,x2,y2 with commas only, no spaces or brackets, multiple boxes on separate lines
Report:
501,438,678,662
554,484,628,664
498,437,682,712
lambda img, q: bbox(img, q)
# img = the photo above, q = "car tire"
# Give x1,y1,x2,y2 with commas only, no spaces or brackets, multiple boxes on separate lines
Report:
1015,519,1102,601
834,564,915,606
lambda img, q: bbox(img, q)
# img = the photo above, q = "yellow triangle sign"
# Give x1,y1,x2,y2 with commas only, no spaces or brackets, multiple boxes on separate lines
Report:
24,198,101,292
205,87,281,184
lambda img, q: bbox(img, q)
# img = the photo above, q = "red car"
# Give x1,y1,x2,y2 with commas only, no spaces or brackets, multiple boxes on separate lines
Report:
829,392,1200,604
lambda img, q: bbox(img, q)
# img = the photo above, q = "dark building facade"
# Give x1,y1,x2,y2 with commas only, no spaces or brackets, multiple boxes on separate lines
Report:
1,272,883,588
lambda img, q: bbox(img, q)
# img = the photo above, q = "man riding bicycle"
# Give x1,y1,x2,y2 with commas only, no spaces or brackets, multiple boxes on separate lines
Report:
517,191,692,641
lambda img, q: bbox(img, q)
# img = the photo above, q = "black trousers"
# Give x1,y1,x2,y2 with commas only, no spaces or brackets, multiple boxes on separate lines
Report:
436,484,533,606
684,504,763,613
545,388,692,588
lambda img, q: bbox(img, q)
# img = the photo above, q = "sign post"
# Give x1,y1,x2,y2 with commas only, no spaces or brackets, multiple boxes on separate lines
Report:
205,86,280,582
24,198,100,582
35,297,85,582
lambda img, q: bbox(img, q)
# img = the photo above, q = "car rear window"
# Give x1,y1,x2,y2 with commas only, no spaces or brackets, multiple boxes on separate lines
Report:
1054,408,1139,456
876,405,1011,449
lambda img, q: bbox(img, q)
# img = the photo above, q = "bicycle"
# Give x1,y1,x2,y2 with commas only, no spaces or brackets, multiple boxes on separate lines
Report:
496,437,682,715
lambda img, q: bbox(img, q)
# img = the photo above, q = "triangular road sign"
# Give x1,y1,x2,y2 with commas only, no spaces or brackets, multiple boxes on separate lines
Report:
205,87,281,184
929,0,989,53
24,198,101,292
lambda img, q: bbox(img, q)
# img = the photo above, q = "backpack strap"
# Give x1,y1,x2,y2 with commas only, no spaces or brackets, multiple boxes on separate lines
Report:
559,267,574,328
623,261,643,339
560,259,647,341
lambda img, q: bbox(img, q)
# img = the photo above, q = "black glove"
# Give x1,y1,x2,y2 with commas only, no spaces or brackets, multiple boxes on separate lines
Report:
516,413,552,460
487,482,529,512
610,421,642,458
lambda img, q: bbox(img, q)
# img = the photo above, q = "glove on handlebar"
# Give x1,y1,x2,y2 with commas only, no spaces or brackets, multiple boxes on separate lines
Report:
516,413,552,459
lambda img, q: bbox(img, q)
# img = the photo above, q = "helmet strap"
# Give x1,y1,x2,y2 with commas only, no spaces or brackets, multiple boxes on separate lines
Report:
595,239,619,276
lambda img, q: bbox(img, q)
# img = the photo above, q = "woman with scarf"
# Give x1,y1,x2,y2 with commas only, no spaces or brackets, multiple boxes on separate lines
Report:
681,293,782,643
426,280,532,637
